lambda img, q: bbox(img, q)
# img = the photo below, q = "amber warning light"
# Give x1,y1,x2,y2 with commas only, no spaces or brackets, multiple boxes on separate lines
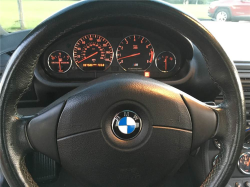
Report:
144,72,150,78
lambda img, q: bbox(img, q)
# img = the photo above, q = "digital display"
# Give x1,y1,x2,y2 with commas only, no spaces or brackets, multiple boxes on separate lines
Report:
82,63,105,71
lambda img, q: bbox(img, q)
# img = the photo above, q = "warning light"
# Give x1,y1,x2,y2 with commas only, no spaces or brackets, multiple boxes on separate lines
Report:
144,72,150,78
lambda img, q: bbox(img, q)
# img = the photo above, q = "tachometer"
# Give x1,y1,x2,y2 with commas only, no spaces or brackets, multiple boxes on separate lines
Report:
73,34,113,71
116,35,154,71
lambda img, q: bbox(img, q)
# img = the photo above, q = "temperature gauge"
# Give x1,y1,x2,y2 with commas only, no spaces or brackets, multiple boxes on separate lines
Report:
155,51,176,73
48,50,72,73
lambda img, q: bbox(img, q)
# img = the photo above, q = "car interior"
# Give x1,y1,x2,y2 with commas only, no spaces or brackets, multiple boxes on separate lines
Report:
0,1,249,187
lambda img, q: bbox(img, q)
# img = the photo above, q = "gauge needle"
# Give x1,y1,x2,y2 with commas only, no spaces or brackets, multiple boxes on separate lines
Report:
164,56,168,71
78,52,98,63
58,58,63,72
118,53,140,60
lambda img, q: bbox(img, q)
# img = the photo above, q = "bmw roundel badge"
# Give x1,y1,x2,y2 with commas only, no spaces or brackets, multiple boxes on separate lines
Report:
112,110,142,140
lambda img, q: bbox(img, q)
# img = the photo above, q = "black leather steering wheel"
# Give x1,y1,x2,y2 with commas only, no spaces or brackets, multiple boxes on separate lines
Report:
0,1,245,187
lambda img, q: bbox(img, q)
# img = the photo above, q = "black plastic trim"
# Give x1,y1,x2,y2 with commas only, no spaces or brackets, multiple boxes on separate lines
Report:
182,95,217,150
27,102,65,162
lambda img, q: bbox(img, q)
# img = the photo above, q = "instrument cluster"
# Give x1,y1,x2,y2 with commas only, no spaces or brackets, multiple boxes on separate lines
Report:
41,27,191,82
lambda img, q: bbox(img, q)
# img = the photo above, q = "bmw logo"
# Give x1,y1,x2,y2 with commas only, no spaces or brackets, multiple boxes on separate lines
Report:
112,110,142,140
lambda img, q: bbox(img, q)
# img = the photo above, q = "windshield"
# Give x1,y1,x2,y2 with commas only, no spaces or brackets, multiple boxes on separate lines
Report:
0,0,74,32
1,0,249,60
0,1,213,32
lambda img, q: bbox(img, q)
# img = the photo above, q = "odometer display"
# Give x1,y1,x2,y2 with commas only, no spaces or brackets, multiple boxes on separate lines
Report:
73,34,113,71
116,35,154,71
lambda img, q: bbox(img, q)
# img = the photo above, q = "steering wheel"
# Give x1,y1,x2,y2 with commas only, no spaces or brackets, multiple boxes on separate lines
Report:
0,1,245,187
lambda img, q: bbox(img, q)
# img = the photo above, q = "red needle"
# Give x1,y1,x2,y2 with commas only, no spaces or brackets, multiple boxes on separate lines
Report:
78,52,98,63
58,58,63,72
118,53,140,60
164,56,168,71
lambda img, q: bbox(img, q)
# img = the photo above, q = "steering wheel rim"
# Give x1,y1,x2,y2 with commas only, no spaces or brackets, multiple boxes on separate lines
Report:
0,1,245,186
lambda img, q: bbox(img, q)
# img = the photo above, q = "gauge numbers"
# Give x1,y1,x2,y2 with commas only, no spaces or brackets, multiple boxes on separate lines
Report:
116,35,154,71
48,50,72,73
73,34,113,71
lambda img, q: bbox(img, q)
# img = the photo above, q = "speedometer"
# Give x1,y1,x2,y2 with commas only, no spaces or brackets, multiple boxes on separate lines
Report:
116,35,154,71
73,34,113,71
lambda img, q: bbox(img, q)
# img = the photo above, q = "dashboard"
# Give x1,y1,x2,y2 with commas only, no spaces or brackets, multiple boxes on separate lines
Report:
37,26,193,83
1,23,250,187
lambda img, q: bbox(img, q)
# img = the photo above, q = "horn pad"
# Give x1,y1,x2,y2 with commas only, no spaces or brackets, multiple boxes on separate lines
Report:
57,74,192,186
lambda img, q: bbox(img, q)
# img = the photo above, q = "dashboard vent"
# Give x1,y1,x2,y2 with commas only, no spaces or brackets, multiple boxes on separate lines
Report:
215,62,250,106
241,78,250,84
235,61,250,85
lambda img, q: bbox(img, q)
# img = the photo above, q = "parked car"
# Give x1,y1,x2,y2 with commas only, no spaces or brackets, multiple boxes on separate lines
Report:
208,0,250,21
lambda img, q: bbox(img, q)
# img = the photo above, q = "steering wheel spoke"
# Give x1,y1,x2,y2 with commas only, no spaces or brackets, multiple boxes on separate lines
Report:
182,95,218,150
26,102,65,163
7,116,34,154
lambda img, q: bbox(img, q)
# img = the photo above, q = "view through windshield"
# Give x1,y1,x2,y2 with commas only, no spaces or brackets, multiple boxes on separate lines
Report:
0,0,249,61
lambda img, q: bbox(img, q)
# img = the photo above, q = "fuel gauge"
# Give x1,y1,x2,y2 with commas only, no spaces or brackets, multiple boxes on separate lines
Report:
48,50,72,73
155,51,176,73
